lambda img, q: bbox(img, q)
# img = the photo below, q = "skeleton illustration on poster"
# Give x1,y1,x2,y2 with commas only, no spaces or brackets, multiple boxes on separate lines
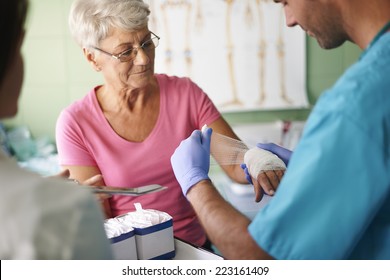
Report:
147,0,308,112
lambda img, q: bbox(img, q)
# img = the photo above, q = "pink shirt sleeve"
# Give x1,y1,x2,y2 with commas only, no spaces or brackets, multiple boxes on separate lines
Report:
55,91,98,166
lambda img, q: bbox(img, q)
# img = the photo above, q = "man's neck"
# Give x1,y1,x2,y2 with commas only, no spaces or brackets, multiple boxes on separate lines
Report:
341,0,390,49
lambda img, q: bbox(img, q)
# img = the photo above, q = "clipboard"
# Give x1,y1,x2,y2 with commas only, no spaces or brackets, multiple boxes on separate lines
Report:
93,184,167,196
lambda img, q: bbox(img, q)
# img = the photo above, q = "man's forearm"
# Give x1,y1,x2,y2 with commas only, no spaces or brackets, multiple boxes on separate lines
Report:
187,180,273,260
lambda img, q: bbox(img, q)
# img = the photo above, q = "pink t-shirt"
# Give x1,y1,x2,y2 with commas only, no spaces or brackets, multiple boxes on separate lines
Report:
56,74,221,246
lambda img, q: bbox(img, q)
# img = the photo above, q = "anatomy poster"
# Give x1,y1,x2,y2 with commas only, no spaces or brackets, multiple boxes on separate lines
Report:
147,0,308,111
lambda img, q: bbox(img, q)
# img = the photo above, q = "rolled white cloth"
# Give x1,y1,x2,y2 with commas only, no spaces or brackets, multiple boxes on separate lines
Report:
244,147,286,179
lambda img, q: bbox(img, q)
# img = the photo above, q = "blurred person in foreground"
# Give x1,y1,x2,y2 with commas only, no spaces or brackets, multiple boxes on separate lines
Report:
56,0,284,249
171,0,390,259
0,0,112,259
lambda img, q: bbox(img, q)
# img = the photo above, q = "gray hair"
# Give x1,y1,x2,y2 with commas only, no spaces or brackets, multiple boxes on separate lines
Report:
69,0,150,48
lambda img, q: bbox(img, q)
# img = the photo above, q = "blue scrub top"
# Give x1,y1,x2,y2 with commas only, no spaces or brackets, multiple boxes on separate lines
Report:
249,33,390,259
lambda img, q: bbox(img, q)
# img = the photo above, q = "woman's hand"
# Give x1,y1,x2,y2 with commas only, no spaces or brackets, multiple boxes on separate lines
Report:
53,169,112,218
80,174,112,218
254,169,285,202
49,169,103,186
240,164,284,202
240,143,292,202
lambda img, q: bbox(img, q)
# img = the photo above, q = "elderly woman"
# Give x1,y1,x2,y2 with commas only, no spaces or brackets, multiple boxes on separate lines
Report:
56,0,283,248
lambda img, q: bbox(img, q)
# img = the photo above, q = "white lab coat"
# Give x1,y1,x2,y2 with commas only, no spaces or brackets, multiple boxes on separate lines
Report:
0,151,113,259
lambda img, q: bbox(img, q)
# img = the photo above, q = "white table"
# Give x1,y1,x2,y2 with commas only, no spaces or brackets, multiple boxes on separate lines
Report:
173,238,223,260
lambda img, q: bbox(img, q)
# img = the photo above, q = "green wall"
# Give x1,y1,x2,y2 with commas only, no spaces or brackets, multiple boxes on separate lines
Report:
5,0,362,141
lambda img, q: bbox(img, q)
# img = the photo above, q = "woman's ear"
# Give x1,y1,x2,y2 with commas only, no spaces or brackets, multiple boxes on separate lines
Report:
83,47,101,72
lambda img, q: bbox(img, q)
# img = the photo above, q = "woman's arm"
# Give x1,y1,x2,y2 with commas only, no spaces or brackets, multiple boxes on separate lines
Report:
62,165,112,218
208,117,284,200
207,117,247,182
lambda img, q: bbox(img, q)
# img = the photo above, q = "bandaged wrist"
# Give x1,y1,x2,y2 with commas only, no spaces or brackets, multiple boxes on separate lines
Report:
244,147,286,179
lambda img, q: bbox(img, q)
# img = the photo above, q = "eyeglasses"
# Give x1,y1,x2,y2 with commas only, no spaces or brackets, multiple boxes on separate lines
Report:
92,32,160,62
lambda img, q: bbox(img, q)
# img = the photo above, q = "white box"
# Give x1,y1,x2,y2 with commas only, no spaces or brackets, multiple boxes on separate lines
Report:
133,219,175,260
109,229,137,260
115,204,175,260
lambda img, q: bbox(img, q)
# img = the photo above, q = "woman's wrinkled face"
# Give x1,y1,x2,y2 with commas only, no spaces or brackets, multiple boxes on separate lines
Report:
93,27,156,91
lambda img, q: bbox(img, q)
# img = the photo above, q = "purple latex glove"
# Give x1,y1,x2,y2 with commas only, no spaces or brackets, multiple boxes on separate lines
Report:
240,163,253,185
170,128,212,196
256,143,292,166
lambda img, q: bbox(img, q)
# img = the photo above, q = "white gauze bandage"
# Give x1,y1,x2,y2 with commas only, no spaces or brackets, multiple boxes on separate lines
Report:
244,147,286,179
202,124,249,166
201,124,286,178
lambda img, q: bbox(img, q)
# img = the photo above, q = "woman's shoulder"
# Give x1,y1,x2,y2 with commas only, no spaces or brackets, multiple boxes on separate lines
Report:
60,87,99,117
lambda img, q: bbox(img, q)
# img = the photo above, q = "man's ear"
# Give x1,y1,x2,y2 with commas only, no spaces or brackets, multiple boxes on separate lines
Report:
83,47,101,71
